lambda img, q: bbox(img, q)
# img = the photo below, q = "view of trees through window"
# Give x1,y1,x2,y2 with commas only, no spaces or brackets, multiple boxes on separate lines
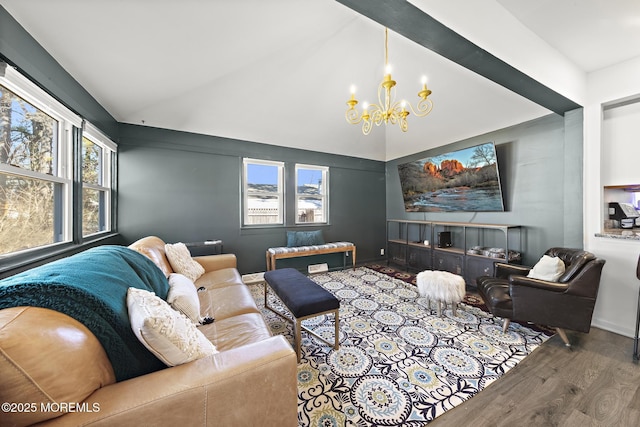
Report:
82,137,103,236
1,84,60,255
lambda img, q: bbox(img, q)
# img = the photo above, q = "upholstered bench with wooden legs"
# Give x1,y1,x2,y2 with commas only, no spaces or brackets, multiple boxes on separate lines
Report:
264,268,340,362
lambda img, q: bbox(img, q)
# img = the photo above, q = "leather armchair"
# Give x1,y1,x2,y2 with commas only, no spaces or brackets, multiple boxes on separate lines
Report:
477,247,606,346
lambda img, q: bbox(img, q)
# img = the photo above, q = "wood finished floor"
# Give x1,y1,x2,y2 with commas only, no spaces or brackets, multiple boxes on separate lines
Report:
430,327,640,426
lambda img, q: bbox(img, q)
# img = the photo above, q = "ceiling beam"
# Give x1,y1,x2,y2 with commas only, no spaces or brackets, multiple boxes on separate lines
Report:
336,0,581,115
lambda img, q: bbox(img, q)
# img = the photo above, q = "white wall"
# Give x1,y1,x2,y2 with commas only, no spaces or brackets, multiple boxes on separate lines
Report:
585,55,640,337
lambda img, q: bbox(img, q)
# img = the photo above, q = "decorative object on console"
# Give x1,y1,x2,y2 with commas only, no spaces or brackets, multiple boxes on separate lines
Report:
345,27,433,135
398,142,504,212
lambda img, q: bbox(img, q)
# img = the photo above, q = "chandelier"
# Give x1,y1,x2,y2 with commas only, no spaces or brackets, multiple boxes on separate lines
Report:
345,28,433,135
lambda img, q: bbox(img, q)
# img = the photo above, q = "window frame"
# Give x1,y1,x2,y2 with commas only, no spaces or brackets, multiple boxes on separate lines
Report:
81,121,116,238
242,158,285,227
295,163,329,225
0,62,117,270
0,63,80,256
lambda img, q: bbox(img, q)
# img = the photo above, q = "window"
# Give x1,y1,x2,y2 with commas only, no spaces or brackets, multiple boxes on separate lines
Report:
0,62,115,259
295,164,328,224
82,122,115,237
243,158,284,225
0,64,79,256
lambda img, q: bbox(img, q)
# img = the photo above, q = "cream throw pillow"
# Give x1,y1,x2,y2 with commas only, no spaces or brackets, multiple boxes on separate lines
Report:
127,288,217,366
167,273,202,324
164,242,205,282
527,255,565,282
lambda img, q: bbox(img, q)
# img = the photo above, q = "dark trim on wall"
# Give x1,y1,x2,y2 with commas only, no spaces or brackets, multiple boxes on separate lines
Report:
335,0,582,115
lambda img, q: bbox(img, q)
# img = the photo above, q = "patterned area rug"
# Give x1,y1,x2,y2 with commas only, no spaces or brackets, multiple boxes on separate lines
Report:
251,267,550,426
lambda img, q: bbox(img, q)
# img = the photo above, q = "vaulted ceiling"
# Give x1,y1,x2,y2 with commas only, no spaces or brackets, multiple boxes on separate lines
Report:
2,0,639,161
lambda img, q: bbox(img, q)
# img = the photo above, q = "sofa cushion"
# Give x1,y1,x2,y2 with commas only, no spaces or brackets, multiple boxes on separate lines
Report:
195,268,244,290
199,312,273,351
199,283,260,321
167,273,201,324
0,306,116,427
127,288,217,366
165,243,205,282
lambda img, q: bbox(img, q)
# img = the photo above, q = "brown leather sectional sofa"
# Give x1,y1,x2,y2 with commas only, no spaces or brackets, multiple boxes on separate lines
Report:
0,236,297,426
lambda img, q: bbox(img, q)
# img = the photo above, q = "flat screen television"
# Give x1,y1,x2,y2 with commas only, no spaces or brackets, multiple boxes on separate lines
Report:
397,142,505,212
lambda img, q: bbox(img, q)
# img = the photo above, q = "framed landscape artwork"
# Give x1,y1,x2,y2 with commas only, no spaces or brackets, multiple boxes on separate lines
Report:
397,142,505,212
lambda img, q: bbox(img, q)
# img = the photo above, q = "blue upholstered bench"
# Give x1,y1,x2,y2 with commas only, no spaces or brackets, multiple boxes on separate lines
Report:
263,268,340,361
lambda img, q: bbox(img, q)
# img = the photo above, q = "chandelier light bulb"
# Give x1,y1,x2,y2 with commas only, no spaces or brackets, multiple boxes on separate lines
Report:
385,64,392,75
350,85,356,95
421,75,428,85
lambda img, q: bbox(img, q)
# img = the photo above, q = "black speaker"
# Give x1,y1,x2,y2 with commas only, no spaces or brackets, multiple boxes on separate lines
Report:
437,231,452,248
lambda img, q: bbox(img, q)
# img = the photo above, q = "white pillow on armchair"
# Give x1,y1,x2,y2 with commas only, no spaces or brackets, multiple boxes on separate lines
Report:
527,255,565,281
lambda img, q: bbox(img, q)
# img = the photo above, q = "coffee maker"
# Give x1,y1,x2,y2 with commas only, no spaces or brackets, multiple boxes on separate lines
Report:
608,202,640,228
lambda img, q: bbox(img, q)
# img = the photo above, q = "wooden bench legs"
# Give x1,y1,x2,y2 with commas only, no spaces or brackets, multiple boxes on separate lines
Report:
264,290,340,362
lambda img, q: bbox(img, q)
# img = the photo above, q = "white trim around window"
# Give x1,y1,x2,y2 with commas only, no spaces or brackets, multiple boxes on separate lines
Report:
242,158,285,226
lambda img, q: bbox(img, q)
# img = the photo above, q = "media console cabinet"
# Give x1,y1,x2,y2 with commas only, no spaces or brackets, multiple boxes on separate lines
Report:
387,220,523,287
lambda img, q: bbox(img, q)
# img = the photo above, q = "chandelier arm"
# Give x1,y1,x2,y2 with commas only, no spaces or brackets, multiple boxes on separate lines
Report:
345,108,362,124
362,119,373,135
406,98,434,117
370,108,385,127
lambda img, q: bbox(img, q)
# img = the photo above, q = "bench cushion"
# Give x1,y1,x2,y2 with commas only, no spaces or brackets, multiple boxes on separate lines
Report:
264,268,339,318
267,242,354,255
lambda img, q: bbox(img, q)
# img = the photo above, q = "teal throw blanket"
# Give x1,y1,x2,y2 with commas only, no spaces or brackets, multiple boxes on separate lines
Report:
0,245,170,381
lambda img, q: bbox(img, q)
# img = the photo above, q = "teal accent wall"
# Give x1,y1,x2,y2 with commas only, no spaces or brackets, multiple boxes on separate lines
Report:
117,124,387,274
386,111,584,266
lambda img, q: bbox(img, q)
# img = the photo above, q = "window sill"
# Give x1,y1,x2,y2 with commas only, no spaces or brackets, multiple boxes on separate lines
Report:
0,233,122,279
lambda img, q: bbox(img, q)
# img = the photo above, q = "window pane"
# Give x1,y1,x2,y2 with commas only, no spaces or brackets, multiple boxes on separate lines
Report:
0,85,58,175
243,160,283,226
297,196,324,223
0,172,61,254
247,163,279,193
297,168,324,195
245,195,281,224
82,187,105,236
82,137,102,185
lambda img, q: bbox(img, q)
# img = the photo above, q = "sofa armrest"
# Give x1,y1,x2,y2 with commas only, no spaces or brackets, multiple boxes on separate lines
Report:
194,253,237,271
40,335,297,427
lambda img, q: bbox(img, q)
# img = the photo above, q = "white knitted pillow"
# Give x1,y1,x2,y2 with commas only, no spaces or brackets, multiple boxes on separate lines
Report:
167,273,202,324
164,242,205,282
127,288,217,366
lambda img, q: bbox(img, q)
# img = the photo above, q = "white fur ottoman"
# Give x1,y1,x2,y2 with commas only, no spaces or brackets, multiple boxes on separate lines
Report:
416,270,466,317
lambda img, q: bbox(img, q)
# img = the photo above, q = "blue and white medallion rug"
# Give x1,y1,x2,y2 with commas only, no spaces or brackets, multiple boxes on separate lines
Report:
252,267,550,426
